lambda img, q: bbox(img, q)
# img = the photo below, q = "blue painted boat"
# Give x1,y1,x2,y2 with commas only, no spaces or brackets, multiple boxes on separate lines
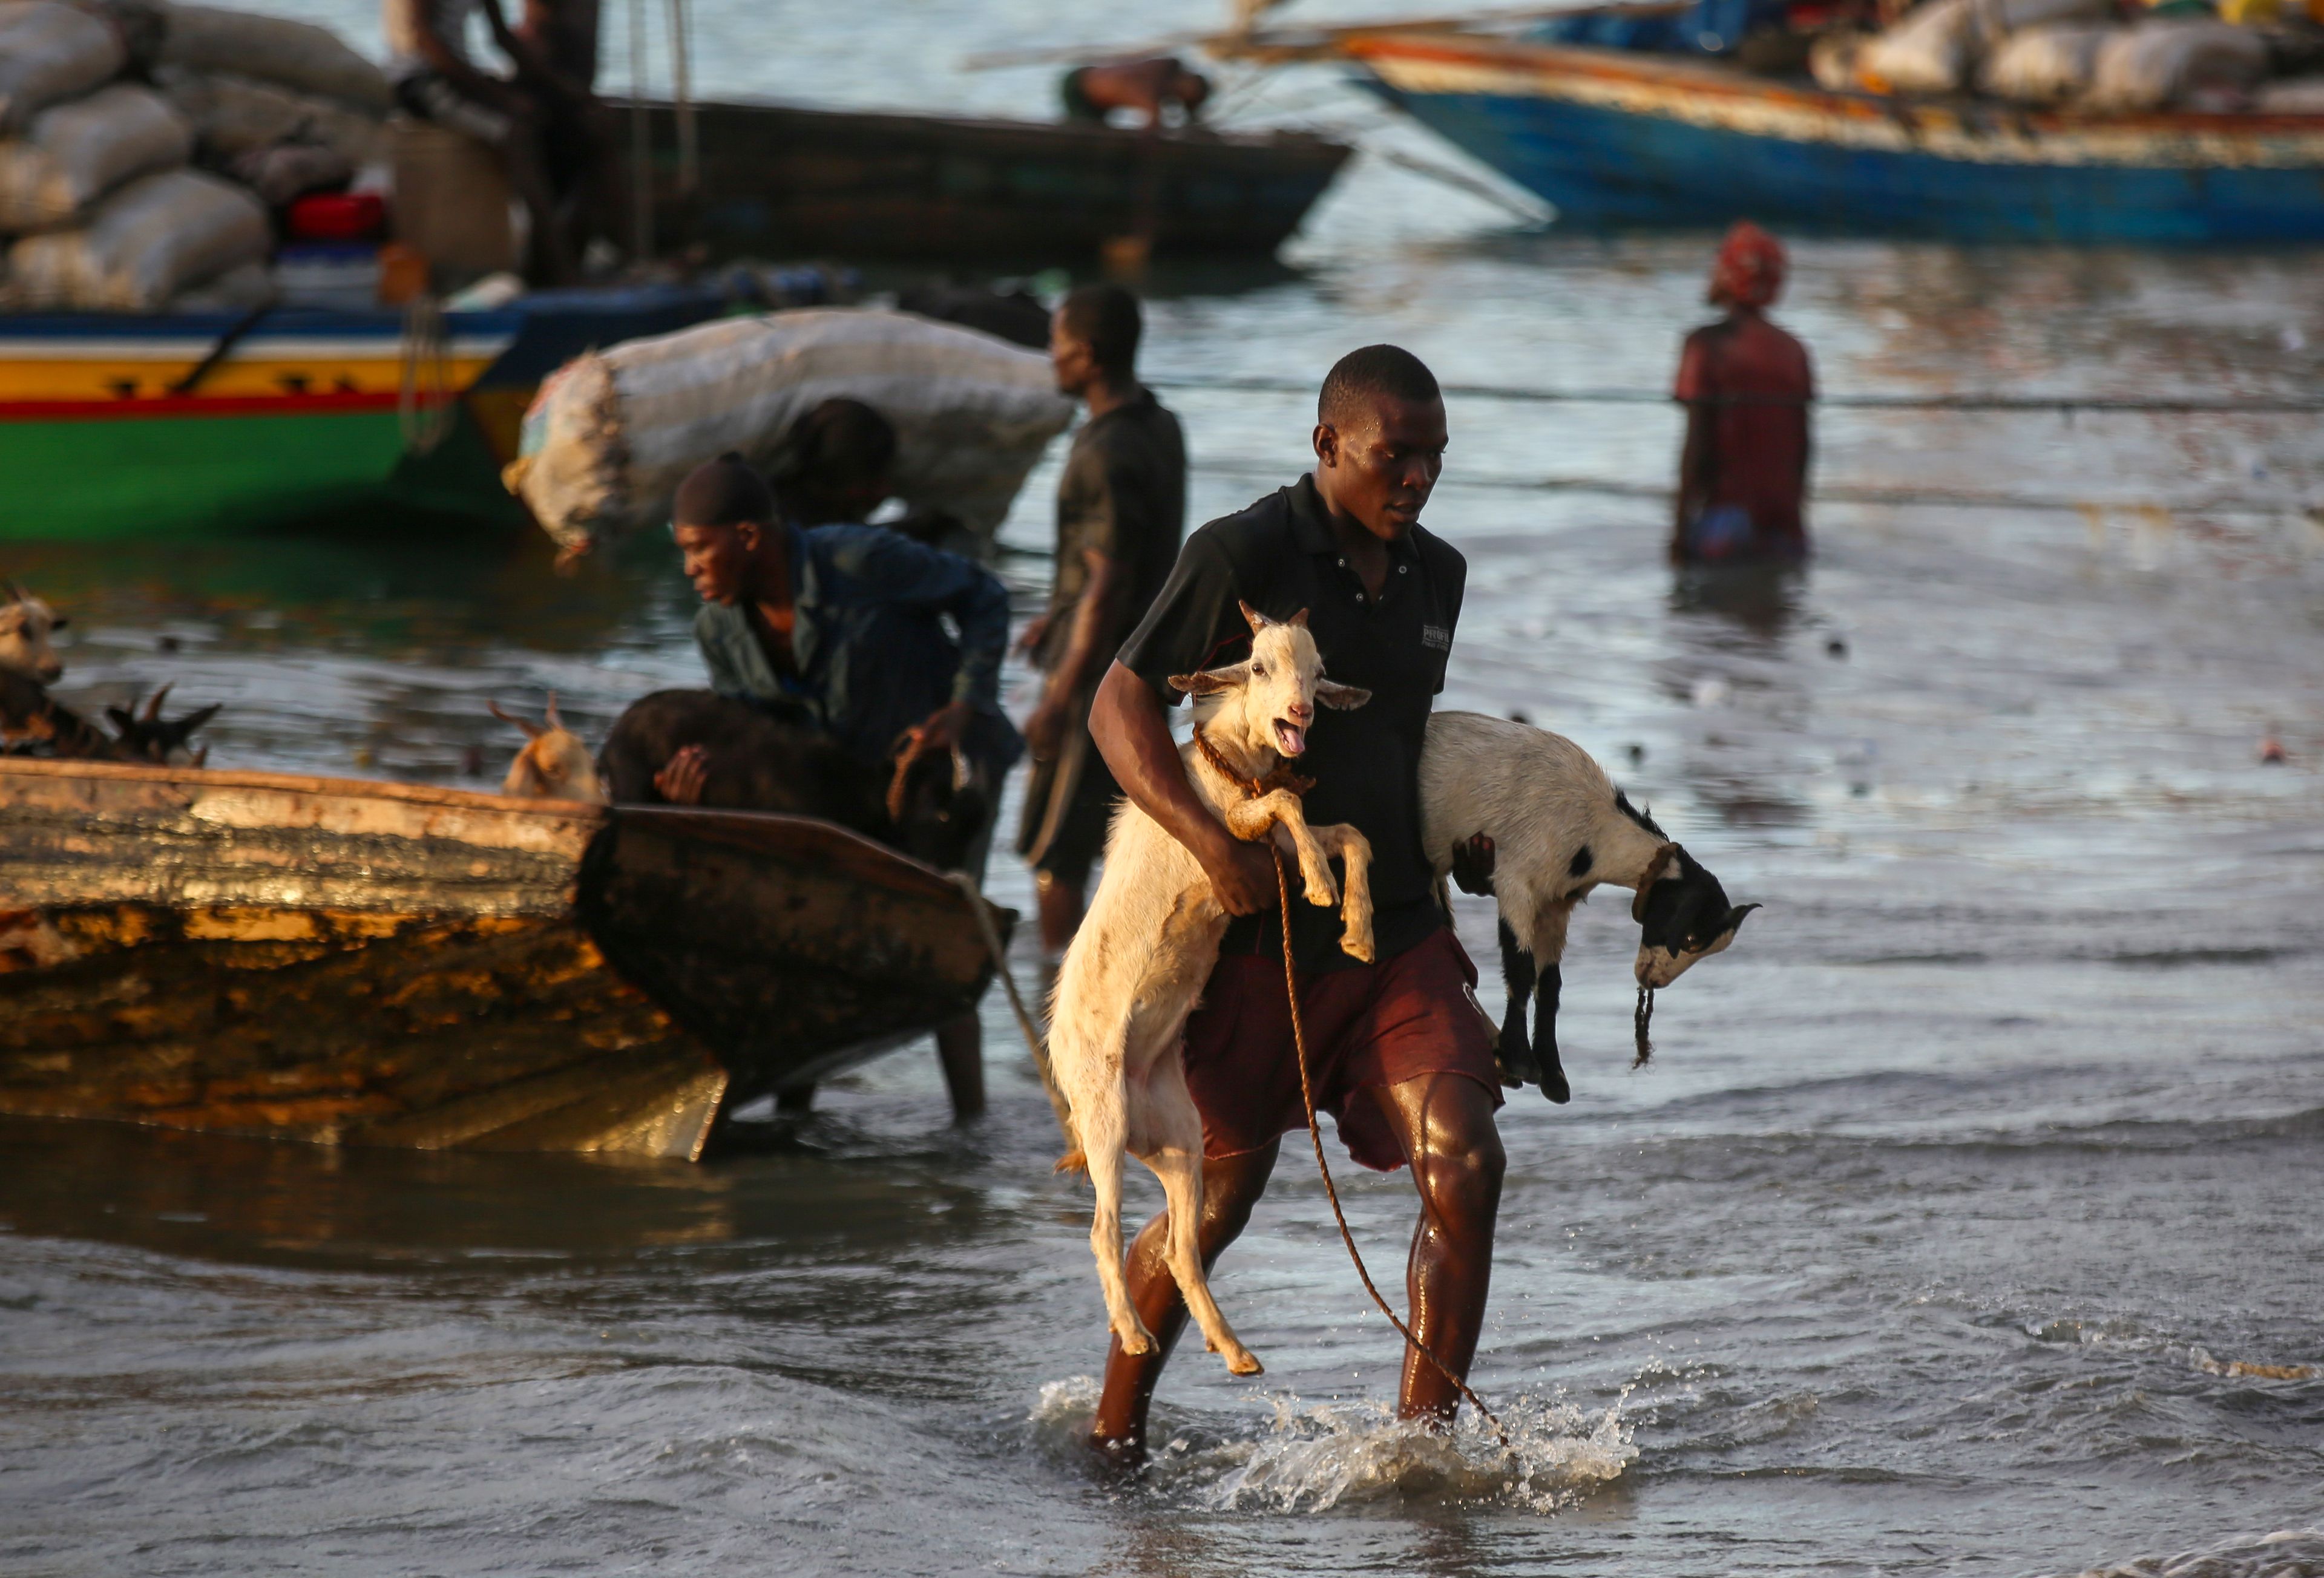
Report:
1333,24,2324,242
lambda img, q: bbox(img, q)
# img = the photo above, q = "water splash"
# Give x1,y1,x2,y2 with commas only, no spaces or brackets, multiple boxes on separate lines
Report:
2037,1527,2324,1578
1028,1377,1636,1514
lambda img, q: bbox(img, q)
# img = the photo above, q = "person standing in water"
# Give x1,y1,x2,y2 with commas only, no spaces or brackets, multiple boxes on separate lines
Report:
1084,345,1503,1463
1017,284,1187,972
1672,221,1814,565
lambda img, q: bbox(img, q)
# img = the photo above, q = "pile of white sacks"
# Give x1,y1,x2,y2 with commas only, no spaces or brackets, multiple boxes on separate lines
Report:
0,0,389,310
1813,0,2319,112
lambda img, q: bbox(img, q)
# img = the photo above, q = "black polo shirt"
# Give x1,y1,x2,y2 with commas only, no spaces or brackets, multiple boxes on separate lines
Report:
1117,473,1465,974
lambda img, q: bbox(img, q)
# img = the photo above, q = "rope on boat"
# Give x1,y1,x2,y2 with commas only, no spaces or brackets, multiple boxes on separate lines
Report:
946,869,1078,1148
1144,373,2324,415
1270,848,1510,1447
397,293,455,457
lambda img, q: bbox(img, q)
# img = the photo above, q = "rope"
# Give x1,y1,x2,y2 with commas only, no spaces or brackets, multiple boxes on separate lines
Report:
397,294,455,457
1270,847,1509,1447
946,869,1078,1148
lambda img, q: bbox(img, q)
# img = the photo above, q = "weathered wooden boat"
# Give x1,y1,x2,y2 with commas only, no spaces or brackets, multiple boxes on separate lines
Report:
1238,15,2324,242
618,97,1354,262
0,284,728,540
0,756,1008,1161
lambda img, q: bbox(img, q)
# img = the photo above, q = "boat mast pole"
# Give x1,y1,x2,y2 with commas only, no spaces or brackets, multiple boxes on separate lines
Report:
665,0,697,196
628,0,652,261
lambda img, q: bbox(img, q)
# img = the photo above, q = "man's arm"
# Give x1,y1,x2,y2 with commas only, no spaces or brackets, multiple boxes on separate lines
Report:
1672,330,1715,563
1025,546,1121,759
406,0,513,103
1089,661,1273,915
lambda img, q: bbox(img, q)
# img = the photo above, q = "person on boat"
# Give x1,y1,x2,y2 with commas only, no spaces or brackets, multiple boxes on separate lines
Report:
384,0,576,282
660,437,1023,1118
1083,344,1503,1463
1060,57,1213,128
1016,284,1187,973
1672,220,1814,565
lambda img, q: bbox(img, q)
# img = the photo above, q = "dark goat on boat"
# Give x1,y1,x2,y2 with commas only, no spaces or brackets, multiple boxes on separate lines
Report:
597,689,992,872
2,675,220,764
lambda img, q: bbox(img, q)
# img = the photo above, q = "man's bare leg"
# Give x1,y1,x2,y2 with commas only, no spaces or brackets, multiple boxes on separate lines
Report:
1089,1141,1279,1464
1369,1072,1505,1421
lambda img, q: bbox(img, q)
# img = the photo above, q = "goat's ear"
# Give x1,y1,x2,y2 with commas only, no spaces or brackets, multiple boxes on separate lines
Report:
488,699,543,740
1285,607,1310,629
1631,842,1679,923
1315,679,1370,710
104,705,133,732
180,703,222,732
1169,668,1240,697
1725,902,1761,934
1238,599,1270,635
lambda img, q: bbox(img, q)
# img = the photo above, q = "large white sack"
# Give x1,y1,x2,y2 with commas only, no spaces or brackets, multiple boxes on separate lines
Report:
1858,0,2107,94
510,309,1078,557
2086,20,2267,111
159,3,392,113
0,166,264,307
1978,22,2111,103
2256,76,2324,113
155,65,384,165
0,2,126,131
0,83,191,231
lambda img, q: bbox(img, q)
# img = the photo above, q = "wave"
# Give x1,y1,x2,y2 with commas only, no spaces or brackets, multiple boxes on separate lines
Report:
1027,1377,1636,1514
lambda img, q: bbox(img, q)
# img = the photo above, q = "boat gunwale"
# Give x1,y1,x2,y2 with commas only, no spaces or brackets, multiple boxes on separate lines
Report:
1344,28,2324,139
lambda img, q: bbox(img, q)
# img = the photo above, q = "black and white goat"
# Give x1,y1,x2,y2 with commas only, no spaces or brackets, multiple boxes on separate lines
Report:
1419,710,1758,1103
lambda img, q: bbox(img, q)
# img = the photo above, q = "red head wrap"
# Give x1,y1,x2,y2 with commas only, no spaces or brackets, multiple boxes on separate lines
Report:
1709,220,1787,309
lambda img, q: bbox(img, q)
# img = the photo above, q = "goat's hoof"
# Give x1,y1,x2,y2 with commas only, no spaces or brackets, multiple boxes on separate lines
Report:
1115,1321,1155,1356
1339,932,1376,964
1224,1348,1264,1377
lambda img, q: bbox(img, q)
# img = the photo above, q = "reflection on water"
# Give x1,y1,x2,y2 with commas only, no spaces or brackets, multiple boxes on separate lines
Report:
4,3,2322,1572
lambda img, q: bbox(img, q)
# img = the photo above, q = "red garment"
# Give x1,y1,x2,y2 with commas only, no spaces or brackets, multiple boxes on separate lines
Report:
1180,926,1500,1173
1675,309,1814,559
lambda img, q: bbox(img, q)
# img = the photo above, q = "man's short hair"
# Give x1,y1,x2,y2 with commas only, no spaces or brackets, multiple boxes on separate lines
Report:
775,398,898,495
674,451,774,529
1317,344,1441,430
1057,283,1142,375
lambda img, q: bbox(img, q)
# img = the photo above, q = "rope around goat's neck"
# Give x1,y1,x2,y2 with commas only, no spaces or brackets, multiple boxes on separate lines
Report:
1193,724,1314,802
1272,848,1510,1449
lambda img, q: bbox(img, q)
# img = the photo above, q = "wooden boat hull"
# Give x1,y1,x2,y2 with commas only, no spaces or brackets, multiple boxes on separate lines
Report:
0,758,1003,1159
1348,31,2324,242
0,286,724,540
620,98,1353,262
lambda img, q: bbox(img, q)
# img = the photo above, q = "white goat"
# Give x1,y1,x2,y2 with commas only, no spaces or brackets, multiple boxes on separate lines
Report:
0,583,67,683
1420,711,1756,1101
1048,603,1372,1377
490,695,608,803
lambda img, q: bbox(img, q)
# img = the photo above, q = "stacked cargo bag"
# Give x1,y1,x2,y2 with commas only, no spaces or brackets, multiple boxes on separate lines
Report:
0,1,124,130
1978,23,2113,102
0,166,266,307
2086,20,2270,110
0,83,191,231
153,2,391,171
1854,0,2111,93
509,309,1078,559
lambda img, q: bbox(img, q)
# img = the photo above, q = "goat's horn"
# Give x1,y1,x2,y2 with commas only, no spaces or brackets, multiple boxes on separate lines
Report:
1631,842,1679,923
143,683,172,721
950,744,970,791
487,699,544,740
885,756,912,826
1238,598,1268,634
543,690,562,733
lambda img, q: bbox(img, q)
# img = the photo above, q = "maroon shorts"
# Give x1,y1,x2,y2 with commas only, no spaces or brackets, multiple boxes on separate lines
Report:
1181,926,1502,1173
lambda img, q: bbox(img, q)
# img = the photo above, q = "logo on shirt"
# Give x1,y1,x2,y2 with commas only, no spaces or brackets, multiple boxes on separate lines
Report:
1420,624,1452,652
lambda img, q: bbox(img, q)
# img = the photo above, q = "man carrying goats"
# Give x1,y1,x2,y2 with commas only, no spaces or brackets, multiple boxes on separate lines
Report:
1085,344,1502,1462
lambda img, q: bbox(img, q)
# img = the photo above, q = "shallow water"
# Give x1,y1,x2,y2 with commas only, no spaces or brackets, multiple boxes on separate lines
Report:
4,3,2322,1573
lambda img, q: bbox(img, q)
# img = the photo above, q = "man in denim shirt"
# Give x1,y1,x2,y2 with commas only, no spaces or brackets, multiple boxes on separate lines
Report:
660,447,1022,1118
659,448,1021,804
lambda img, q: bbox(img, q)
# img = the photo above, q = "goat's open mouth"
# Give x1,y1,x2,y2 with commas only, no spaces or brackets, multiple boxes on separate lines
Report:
1273,719,1307,756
